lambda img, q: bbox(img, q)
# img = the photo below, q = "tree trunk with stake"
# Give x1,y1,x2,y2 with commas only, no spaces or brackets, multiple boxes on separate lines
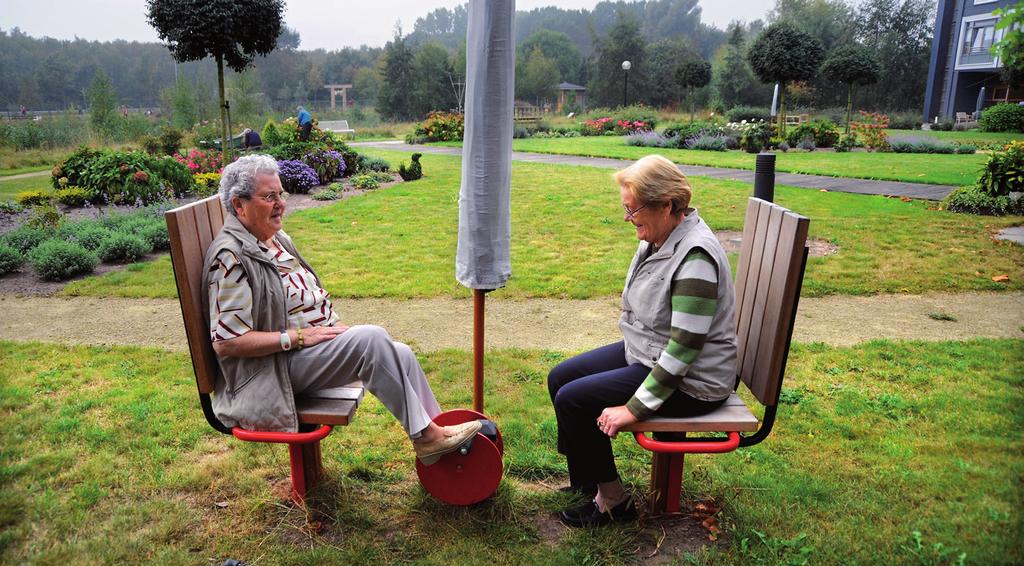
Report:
216,55,228,166
845,83,854,135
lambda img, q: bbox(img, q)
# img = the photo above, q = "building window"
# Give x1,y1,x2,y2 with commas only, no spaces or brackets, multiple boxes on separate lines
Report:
962,19,996,55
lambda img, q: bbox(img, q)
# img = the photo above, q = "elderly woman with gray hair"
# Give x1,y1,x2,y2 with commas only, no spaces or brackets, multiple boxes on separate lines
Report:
204,154,479,464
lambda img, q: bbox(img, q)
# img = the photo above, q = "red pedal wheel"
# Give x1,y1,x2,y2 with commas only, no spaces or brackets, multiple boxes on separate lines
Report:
415,409,504,506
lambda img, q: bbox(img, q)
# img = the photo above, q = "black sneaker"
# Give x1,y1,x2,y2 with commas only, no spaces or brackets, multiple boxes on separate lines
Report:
558,496,637,528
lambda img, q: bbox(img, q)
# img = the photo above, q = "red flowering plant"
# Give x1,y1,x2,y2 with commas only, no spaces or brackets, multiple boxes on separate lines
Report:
614,119,650,135
850,111,890,151
580,117,614,136
174,148,223,174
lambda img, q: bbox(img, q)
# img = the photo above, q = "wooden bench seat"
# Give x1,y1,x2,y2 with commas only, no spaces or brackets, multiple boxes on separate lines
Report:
621,394,759,434
296,386,364,425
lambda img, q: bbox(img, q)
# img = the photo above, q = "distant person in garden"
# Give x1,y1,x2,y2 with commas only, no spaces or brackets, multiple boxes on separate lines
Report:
204,154,480,465
547,155,738,527
20,104,27,117
241,127,262,150
297,105,313,141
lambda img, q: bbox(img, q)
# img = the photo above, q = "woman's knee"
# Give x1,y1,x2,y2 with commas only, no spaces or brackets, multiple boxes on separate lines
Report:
345,324,392,354
547,358,580,397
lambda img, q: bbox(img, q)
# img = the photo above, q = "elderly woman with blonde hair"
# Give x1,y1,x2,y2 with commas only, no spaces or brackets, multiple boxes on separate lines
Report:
548,155,738,527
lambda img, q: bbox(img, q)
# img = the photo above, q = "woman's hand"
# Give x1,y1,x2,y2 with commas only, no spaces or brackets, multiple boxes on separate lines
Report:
597,405,638,438
301,324,349,348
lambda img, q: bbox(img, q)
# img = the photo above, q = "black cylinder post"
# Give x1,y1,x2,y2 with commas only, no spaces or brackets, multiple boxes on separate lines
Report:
754,152,776,202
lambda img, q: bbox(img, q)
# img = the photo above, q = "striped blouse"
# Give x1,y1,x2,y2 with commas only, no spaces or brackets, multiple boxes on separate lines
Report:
208,237,338,342
626,248,720,419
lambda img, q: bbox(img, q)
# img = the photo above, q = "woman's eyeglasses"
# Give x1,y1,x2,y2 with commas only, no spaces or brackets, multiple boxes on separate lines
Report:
622,203,647,219
252,191,288,204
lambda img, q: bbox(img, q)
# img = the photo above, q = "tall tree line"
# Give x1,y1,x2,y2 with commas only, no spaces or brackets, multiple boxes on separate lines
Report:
1,0,936,117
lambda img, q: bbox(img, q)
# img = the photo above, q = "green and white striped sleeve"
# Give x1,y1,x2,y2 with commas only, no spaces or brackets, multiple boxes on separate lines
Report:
626,248,719,420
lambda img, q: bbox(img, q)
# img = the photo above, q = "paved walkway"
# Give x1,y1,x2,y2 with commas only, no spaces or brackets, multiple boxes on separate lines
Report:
353,141,955,200
1,292,1020,353
0,169,49,181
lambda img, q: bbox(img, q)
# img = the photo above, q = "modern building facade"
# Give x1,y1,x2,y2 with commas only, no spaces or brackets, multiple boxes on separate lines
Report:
923,0,1021,122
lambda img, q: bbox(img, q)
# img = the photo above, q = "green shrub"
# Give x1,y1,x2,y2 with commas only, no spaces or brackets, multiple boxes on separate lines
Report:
59,222,115,251
0,243,22,275
140,135,162,155
97,232,152,263
785,120,839,148
931,120,954,131
398,153,423,181
662,121,713,141
28,239,98,280
978,140,1024,197
55,186,91,207
351,174,381,190
0,200,24,215
51,146,102,189
956,144,977,154
0,224,51,253
138,222,171,251
727,106,771,123
358,155,391,173
613,105,658,131
979,103,1024,133
149,155,194,196
265,141,325,162
26,204,64,230
312,188,339,201
261,119,287,148
944,185,1024,215
16,190,53,207
889,136,957,154
159,126,184,155
417,111,465,142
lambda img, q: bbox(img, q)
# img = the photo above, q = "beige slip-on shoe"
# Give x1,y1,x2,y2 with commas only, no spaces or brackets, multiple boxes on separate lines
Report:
414,420,483,466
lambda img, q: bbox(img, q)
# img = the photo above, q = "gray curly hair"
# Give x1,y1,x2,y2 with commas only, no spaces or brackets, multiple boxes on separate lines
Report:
219,154,280,217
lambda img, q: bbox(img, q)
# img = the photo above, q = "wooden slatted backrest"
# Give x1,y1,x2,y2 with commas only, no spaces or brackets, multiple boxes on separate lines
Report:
165,195,227,394
733,198,809,407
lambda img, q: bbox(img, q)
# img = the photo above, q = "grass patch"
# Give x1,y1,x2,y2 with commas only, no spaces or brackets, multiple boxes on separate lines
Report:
894,128,1023,146
0,173,52,201
433,136,989,186
0,338,1020,563
65,152,1024,299
927,311,958,322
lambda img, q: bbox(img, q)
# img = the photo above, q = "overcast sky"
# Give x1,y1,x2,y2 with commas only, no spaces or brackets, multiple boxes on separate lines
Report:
1,0,775,50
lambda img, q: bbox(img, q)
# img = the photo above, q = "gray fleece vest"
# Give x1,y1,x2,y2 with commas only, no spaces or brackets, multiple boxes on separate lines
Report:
202,215,321,432
618,208,738,401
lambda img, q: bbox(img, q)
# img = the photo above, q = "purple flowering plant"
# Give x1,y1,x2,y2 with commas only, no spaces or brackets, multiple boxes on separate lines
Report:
276,160,320,194
302,149,345,185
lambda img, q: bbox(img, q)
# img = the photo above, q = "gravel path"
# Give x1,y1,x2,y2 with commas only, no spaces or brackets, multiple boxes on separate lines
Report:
2,292,1020,352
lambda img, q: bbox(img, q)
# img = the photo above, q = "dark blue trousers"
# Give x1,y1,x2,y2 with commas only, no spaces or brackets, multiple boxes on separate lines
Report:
548,341,726,488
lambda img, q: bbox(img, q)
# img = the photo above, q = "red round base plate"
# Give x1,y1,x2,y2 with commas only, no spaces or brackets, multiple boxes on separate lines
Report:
415,409,504,506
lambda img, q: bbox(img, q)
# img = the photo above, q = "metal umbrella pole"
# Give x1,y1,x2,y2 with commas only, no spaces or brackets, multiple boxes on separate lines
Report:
415,0,514,506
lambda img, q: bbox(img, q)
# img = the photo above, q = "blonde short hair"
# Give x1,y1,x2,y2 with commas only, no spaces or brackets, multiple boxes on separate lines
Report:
613,155,692,213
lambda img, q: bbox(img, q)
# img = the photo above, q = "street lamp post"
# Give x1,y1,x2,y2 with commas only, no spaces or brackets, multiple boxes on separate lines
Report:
621,60,631,107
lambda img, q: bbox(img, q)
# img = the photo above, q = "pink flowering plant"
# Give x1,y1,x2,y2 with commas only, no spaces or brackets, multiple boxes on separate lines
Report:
580,117,614,136
174,148,223,174
614,119,650,135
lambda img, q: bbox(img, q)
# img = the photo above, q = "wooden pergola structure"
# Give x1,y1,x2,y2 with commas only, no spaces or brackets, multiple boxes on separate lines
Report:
324,84,353,110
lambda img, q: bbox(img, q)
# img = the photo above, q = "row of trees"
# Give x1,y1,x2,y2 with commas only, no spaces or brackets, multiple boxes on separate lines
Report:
2,0,940,125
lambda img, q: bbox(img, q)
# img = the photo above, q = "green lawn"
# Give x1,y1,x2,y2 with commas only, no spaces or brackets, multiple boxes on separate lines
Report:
891,128,1023,147
1,338,1020,564
432,136,989,186
0,173,51,200
64,151,1024,299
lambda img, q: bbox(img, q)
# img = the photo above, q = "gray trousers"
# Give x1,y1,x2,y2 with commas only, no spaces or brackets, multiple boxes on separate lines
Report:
288,325,441,438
